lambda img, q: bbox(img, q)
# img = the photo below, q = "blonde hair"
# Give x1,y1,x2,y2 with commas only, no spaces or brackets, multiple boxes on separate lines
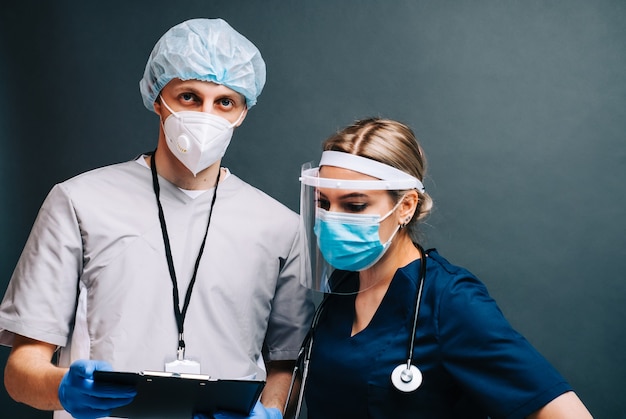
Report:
323,117,433,243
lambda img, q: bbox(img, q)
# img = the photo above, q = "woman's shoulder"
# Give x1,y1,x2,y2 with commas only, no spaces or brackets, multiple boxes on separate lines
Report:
423,248,495,307
425,249,480,285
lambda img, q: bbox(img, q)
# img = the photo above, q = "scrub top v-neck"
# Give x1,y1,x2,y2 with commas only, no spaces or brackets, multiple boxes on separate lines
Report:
306,260,427,418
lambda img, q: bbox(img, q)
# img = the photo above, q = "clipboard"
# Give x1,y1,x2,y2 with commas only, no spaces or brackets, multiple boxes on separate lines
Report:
93,370,265,418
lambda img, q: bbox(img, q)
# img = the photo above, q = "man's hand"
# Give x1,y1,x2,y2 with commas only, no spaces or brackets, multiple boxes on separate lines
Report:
58,359,136,419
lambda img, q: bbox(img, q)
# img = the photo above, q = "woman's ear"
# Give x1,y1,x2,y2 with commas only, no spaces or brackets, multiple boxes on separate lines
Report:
398,190,419,226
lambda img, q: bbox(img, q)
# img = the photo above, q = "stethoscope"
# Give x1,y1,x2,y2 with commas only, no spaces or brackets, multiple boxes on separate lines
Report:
285,245,428,417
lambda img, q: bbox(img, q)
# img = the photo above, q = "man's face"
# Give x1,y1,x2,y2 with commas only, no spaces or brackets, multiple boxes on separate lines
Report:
154,78,248,126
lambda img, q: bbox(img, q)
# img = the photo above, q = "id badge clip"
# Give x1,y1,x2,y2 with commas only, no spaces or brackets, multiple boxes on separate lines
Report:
165,334,201,374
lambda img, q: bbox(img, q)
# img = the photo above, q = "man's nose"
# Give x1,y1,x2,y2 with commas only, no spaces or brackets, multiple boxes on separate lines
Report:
200,102,214,113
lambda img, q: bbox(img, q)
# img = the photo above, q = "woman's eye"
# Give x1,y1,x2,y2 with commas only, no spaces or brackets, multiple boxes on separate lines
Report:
317,198,330,211
345,203,368,213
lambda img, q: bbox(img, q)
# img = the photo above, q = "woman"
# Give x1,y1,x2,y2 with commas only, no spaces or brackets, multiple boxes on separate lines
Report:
294,118,592,418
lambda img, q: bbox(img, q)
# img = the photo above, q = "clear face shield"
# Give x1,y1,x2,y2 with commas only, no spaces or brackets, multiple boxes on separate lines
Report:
299,151,425,295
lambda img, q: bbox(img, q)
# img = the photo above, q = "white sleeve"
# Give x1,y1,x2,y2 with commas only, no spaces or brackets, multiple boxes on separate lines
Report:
264,220,315,361
0,183,82,347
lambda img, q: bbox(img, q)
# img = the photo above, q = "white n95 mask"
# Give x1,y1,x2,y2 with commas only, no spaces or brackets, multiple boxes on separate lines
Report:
160,97,244,176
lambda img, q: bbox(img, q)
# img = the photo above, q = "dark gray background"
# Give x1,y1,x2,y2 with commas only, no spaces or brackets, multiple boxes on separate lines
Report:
1,1,624,417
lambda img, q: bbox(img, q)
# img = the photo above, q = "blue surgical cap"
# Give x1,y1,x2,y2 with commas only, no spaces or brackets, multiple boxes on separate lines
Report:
139,18,266,111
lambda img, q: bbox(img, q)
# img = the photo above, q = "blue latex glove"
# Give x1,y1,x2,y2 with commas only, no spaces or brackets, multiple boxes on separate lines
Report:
208,401,282,419
58,359,137,419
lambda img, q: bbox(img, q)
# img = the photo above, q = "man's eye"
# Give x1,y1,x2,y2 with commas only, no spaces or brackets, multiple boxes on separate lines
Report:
181,93,195,102
218,98,234,107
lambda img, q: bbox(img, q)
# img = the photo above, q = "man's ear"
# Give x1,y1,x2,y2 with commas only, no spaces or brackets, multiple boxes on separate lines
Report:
153,98,162,116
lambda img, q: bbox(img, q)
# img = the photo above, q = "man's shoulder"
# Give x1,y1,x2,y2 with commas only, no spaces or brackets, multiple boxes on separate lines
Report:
50,159,150,204
61,159,147,187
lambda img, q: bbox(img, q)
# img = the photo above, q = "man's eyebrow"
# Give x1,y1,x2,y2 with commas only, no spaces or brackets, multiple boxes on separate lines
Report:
171,85,202,94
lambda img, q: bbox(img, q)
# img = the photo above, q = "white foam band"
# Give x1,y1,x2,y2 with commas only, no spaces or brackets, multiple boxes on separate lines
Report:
300,151,425,192
300,168,420,190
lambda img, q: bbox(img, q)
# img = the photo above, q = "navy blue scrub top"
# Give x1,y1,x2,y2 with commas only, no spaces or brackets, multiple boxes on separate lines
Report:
305,250,571,419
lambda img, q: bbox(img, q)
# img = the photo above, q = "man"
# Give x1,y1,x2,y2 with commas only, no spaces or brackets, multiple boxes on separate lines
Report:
0,18,313,419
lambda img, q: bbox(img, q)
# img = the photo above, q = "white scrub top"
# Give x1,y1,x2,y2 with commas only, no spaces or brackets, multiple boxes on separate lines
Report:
0,158,314,417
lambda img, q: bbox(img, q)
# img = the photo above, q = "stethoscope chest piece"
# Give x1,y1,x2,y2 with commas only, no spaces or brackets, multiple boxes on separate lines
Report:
391,363,422,392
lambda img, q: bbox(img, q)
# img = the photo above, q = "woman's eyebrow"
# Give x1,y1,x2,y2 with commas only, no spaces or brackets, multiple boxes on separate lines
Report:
318,191,370,200
338,192,369,199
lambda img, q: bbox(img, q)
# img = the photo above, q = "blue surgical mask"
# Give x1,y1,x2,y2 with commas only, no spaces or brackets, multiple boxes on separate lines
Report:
314,201,402,272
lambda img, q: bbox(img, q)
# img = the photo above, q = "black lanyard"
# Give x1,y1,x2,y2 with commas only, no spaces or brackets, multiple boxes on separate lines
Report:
149,151,220,360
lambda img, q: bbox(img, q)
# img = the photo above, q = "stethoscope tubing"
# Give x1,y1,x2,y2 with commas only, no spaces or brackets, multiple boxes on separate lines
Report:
406,245,427,365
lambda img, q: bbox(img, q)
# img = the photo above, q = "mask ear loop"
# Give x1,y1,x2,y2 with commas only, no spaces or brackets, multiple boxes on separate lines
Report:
228,107,247,128
379,193,407,223
378,193,411,246
352,193,409,273
159,95,179,118
159,96,188,153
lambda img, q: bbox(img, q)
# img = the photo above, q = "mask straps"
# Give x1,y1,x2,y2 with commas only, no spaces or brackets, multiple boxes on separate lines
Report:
379,193,409,224
228,107,246,128
159,95,178,117
379,193,412,247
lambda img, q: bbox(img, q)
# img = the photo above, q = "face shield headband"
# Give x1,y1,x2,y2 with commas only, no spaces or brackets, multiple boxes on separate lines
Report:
298,151,425,294
300,151,425,192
